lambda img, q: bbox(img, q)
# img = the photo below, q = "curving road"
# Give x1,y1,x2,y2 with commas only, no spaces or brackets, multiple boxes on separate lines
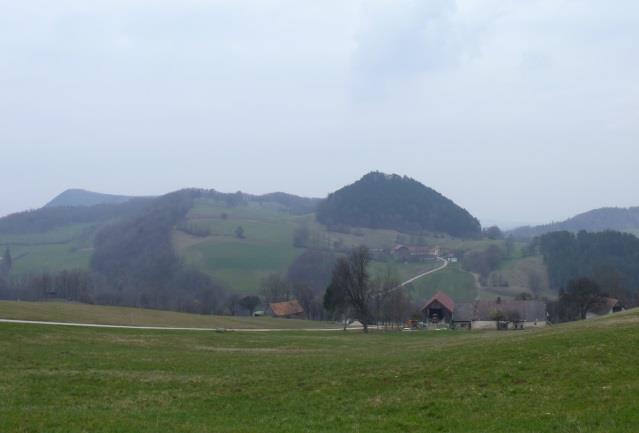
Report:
398,256,449,287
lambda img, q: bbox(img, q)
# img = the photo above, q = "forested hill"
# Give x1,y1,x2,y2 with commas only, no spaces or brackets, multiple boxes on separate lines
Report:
511,207,639,239
316,172,481,237
45,189,138,208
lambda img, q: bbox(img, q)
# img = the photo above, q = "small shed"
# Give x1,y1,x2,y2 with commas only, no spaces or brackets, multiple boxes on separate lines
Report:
268,300,305,319
421,291,455,324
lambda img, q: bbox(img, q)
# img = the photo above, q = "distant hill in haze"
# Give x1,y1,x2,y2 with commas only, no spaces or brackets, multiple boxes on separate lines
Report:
316,172,481,237
45,189,138,208
510,207,639,238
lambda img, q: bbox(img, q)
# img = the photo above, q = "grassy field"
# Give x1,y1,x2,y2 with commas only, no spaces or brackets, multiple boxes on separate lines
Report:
0,224,96,275
176,198,460,293
1,308,639,432
407,262,478,301
0,301,338,330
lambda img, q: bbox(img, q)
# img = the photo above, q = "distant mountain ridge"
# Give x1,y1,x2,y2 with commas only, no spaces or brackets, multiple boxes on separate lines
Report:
45,189,138,208
510,207,639,238
316,172,481,237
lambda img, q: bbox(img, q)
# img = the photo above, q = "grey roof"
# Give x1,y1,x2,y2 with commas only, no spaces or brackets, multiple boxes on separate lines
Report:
453,300,546,322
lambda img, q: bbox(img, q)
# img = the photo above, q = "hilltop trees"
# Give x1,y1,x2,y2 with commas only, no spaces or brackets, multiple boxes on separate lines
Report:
483,226,503,240
316,172,481,238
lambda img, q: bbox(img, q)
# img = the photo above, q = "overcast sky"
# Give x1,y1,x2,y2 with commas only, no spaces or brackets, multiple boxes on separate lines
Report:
1,0,638,226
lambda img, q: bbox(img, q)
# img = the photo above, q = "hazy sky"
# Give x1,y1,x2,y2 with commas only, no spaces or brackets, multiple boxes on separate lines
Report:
1,0,638,226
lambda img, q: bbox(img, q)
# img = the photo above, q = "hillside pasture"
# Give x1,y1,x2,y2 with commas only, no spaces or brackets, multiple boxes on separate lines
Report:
406,262,477,302
176,198,457,293
0,223,97,275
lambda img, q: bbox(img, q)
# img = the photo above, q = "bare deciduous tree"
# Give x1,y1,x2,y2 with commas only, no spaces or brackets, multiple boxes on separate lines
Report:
325,246,374,332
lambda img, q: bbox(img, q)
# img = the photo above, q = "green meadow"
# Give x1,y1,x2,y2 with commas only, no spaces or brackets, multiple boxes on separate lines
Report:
1,304,638,432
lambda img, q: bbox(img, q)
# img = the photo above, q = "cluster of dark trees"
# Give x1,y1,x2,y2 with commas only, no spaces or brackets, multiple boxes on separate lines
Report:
533,230,639,305
257,250,337,320
316,172,481,238
546,277,613,322
323,246,413,332
462,245,506,285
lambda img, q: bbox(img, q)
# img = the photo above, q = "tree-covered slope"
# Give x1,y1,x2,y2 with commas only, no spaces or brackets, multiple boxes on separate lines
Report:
316,172,481,237
535,230,639,302
511,207,639,239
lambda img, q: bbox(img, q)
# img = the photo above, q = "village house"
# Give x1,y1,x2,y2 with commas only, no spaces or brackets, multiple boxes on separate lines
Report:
392,245,440,262
267,299,305,319
452,298,547,330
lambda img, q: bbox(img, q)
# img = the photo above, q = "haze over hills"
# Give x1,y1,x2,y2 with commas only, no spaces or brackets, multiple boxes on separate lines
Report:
45,189,139,208
0,172,493,302
510,207,639,239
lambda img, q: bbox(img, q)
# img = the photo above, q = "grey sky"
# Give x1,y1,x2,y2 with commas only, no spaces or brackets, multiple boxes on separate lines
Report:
1,0,638,226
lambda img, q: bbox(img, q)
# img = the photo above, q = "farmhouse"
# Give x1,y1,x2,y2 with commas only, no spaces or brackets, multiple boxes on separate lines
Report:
268,300,304,319
392,245,439,262
421,291,455,325
452,299,547,330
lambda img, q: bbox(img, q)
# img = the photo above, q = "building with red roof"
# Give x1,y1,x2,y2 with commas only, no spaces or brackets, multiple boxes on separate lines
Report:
421,291,455,324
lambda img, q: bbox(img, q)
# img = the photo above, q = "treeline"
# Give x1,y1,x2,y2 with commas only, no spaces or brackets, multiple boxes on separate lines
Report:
0,270,93,303
316,172,481,238
534,230,639,304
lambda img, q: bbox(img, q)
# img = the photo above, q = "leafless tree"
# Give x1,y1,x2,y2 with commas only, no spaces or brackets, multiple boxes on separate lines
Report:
260,273,291,304
325,246,374,332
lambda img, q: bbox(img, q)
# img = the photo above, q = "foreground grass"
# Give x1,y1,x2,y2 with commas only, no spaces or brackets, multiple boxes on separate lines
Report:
1,310,639,432
0,301,338,330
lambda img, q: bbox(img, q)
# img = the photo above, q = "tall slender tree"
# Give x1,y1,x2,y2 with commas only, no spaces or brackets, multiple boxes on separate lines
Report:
1,247,12,278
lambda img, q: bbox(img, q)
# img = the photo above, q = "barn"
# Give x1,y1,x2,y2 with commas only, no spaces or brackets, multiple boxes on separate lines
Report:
421,291,455,325
452,299,547,330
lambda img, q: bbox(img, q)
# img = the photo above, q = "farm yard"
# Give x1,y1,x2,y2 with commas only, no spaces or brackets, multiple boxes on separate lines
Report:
1,304,638,432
